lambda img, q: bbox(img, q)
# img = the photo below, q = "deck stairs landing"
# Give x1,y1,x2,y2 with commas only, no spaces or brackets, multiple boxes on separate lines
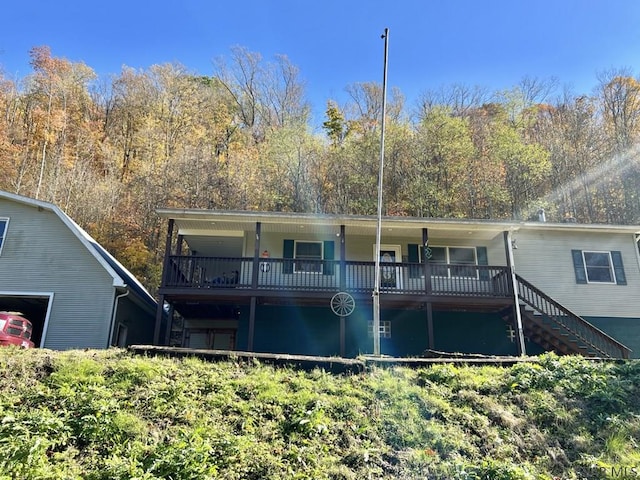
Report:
501,274,630,359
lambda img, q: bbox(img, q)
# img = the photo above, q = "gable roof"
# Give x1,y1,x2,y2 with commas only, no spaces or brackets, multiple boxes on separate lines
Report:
0,190,157,311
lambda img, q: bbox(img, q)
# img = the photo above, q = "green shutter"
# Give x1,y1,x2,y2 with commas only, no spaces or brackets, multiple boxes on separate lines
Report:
476,246,489,280
408,244,420,278
611,251,627,285
572,250,587,284
323,241,335,275
283,239,294,274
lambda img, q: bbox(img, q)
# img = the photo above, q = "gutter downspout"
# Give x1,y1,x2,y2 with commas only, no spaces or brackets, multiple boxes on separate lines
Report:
108,288,130,347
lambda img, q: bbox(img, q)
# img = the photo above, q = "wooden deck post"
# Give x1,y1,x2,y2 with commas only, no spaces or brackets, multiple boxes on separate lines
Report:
426,303,434,350
154,219,174,345
422,228,431,294
252,222,261,289
248,296,256,351
340,225,346,290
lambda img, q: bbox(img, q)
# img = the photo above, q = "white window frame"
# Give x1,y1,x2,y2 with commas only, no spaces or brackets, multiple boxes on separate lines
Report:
293,240,323,274
0,218,9,256
368,320,391,339
425,245,478,279
582,250,616,284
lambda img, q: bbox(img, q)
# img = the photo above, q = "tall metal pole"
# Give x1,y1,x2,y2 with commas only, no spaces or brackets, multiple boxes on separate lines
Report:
506,230,526,356
373,27,389,356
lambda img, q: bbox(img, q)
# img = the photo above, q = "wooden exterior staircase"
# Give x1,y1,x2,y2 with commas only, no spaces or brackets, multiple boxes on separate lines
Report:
503,274,631,359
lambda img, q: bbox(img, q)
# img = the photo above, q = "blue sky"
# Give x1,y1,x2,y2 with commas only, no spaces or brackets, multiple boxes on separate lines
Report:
2,0,640,122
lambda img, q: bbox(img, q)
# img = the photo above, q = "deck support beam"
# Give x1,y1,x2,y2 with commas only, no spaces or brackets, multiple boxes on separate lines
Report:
426,302,434,350
252,222,261,289
154,219,174,345
422,228,432,294
248,296,257,351
340,225,346,290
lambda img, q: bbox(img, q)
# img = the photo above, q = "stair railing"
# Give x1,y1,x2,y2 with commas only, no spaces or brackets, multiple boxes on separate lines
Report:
515,274,631,359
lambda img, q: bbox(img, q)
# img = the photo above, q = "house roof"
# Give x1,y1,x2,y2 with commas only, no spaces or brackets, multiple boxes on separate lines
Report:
1,190,157,311
157,208,640,239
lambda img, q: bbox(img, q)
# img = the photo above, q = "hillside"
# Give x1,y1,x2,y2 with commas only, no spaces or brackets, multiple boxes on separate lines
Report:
1,348,639,479
4,51,640,293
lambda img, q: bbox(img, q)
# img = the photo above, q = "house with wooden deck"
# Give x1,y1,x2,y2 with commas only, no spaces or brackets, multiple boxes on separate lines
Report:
0,191,157,349
154,209,640,359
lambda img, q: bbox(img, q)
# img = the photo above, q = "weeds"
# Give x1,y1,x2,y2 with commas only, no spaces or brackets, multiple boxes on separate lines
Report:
0,348,639,479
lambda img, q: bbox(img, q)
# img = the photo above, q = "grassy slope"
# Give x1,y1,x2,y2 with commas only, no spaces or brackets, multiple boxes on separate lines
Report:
1,349,639,480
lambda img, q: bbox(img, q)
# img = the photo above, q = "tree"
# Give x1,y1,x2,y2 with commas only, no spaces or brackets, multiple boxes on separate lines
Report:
416,83,489,119
322,100,346,147
407,107,476,217
597,70,640,223
214,47,309,143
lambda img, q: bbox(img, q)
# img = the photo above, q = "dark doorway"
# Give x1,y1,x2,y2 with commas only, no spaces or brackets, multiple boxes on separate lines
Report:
0,295,51,347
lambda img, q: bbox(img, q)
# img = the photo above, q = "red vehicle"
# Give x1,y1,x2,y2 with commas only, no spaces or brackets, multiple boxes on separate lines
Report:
0,311,35,348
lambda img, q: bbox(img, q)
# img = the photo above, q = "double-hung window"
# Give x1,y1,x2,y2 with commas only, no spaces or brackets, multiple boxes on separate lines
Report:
583,251,615,283
571,249,626,285
0,218,8,255
429,246,477,278
294,241,323,273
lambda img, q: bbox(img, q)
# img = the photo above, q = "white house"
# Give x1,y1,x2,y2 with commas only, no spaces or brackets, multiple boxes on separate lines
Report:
154,209,640,358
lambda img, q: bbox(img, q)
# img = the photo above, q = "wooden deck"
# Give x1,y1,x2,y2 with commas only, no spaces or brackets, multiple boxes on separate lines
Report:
159,255,514,307
156,256,632,359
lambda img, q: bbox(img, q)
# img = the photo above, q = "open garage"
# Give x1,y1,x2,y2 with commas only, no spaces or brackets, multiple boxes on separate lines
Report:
0,293,52,348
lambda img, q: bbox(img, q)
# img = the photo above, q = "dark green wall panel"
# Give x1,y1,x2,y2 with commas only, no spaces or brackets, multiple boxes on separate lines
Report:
230,303,554,357
432,311,519,356
584,317,640,358
253,306,341,356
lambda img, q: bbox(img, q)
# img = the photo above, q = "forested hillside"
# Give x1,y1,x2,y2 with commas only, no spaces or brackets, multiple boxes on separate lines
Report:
2,46,640,292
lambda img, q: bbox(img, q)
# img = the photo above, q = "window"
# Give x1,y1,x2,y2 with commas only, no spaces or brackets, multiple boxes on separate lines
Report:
571,249,626,285
428,246,477,278
294,241,323,273
368,320,391,339
0,218,8,255
583,251,614,283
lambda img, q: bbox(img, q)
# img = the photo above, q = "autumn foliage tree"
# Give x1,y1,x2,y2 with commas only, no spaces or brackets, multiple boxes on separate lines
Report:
3,46,640,293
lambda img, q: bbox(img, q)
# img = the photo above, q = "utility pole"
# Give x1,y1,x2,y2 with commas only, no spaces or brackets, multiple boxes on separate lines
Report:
373,27,389,356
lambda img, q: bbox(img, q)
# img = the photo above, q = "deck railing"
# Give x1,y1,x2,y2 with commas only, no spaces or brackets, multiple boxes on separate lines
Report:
164,255,513,297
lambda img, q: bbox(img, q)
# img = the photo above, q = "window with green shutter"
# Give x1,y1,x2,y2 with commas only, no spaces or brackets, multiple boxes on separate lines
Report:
283,240,333,274
571,249,626,285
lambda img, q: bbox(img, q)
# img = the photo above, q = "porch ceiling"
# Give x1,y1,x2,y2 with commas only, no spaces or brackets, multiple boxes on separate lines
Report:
160,210,511,241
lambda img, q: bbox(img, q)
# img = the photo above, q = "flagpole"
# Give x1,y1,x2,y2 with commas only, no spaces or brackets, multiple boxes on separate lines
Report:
373,27,389,356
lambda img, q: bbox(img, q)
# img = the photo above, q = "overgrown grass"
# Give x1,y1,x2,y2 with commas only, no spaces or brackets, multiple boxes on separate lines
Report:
1,349,639,479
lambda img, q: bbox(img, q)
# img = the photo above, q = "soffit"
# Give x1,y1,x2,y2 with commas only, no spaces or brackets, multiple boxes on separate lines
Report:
165,213,509,241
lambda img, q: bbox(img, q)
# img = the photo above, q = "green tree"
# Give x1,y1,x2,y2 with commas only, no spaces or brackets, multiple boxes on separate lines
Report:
322,100,346,147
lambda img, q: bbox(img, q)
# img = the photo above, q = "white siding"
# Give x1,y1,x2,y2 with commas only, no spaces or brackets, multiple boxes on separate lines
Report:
251,231,508,264
0,199,115,349
513,229,640,318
